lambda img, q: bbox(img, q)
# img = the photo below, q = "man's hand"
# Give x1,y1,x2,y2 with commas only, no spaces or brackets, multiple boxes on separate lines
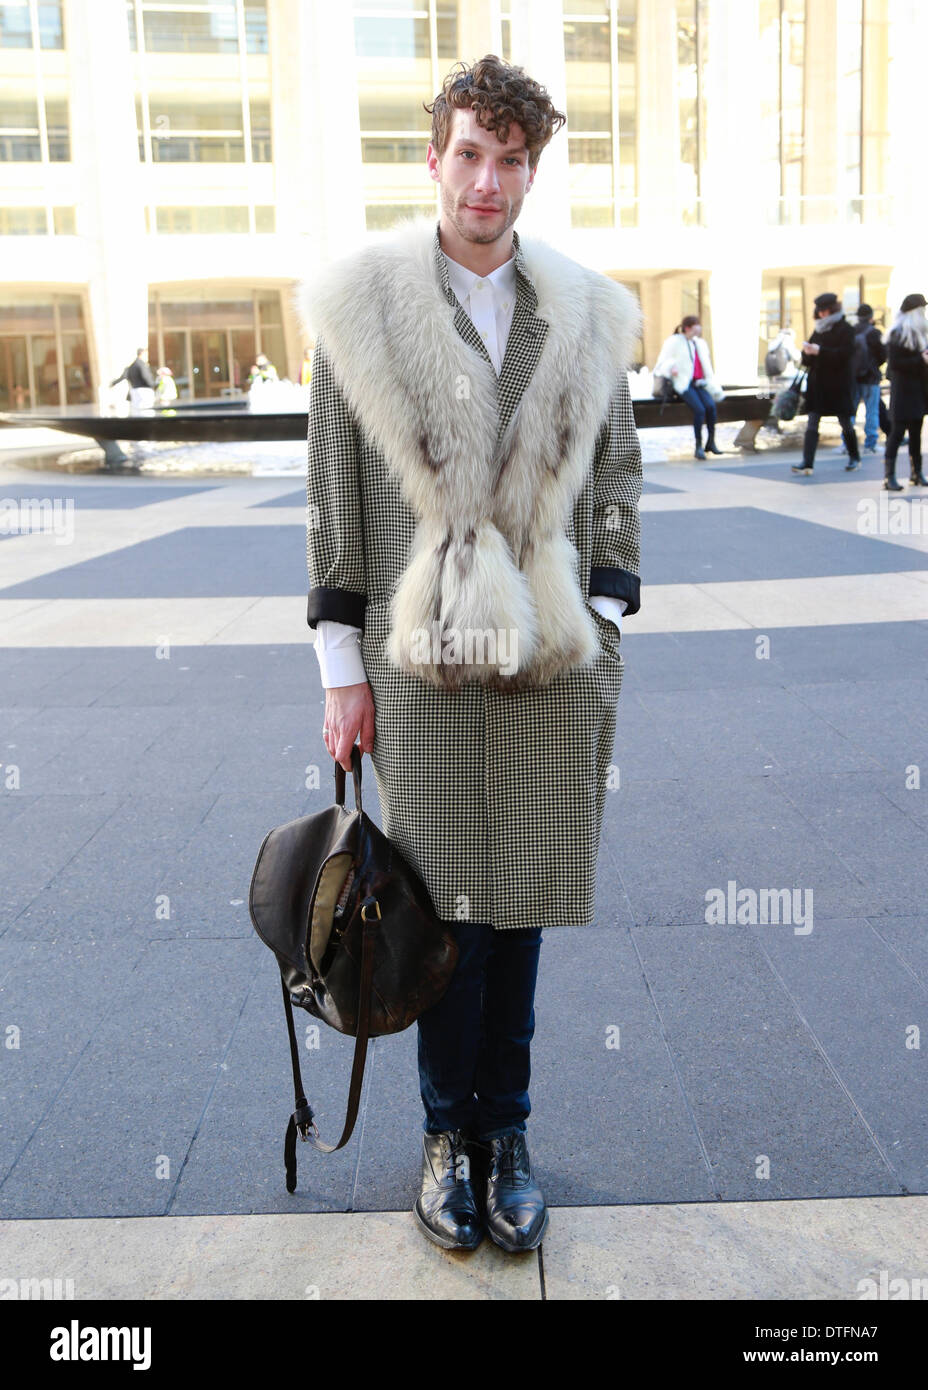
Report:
802,342,820,355
323,681,375,772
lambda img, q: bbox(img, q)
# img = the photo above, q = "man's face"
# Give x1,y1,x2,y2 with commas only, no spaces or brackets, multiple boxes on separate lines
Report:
427,105,536,245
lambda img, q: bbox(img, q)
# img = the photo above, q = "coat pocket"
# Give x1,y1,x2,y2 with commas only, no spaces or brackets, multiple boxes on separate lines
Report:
585,599,623,667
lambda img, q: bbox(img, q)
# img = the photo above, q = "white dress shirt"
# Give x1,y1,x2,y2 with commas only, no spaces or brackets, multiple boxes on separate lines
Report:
313,245,626,687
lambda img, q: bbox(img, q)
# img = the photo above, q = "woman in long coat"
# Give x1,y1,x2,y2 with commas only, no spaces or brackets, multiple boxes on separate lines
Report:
793,292,861,475
884,292,928,490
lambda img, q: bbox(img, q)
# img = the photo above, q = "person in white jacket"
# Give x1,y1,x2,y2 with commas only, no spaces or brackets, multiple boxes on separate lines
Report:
654,315,724,459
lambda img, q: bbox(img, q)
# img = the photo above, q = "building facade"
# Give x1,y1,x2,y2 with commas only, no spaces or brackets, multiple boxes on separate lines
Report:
1,0,924,410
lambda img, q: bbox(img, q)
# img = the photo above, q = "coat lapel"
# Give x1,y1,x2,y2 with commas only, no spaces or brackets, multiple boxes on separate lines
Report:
431,222,549,446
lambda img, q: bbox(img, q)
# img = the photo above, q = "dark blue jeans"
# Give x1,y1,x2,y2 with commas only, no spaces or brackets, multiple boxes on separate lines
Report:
417,920,543,1141
680,383,717,445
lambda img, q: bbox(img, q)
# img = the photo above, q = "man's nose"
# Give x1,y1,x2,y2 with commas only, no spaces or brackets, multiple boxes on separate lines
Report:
472,159,501,193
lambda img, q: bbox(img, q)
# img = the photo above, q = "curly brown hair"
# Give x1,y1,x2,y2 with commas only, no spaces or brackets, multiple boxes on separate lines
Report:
424,54,566,171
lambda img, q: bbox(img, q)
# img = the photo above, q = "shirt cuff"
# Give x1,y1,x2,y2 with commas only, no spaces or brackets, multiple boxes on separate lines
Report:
589,595,626,633
314,620,367,688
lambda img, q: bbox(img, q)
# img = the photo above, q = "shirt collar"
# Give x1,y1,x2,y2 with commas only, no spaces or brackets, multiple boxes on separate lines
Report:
433,220,536,311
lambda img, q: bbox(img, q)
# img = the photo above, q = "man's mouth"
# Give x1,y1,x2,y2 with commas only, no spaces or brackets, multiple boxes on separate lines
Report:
466,204,501,213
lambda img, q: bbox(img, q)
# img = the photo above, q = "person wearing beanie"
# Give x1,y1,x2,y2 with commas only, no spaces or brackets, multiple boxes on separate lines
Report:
883,292,928,490
792,293,862,477
846,303,886,454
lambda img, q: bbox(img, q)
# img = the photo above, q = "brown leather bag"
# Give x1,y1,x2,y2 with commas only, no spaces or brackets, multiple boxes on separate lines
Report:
249,745,458,1190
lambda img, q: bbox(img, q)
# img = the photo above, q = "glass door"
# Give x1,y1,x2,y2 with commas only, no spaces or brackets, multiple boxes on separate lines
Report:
190,329,230,399
0,336,30,411
31,336,59,407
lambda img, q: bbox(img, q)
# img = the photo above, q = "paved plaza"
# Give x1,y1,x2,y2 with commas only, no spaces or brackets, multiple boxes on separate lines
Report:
1,433,926,1297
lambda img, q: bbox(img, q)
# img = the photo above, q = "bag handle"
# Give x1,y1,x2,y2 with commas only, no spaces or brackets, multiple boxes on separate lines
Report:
282,899,380,1182
333,744,363,811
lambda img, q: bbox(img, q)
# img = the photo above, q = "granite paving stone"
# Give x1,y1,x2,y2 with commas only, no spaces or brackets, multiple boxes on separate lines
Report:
641,508,928,586
755,917,928,1192
0,482,219,509
0,938,263,1218
0,937,150,1191
1,526,306,600
629,922,903,1200
1,459,926,1225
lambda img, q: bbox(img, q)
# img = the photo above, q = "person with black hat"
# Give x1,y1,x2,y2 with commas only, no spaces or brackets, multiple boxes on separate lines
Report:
848,304,886,454
883,292,928,490
792,292,862,476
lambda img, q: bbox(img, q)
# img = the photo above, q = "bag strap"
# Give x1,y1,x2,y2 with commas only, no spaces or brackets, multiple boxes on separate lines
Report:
282,899,380,1187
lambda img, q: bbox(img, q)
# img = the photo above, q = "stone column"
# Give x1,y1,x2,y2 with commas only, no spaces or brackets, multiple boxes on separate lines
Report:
801,0,839,227
703,0,763,381
635,0,679,230
65,0,148,404
506,0,571,242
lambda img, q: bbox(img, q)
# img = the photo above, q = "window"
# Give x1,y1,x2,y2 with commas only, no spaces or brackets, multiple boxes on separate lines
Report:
148,288,285,400
677,0,708,227
0,292,91,410
0,205,74,234
563,1,638,230
0,1,63,49
354,2,459,231
127,1,267,55
758,275,805,372
759,0,806,225
155,206,257,233
132,2,271,167
682,279,711,352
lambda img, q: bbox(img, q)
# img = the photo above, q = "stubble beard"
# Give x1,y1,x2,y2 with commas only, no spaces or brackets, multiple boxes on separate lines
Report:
441,185,522,245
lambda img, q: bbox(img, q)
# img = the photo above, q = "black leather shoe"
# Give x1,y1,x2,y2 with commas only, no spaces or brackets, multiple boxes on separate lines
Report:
413,1130,483,1251
694,447,707,460
481,1130,549,1253
705,441,723,455
910,472,928,486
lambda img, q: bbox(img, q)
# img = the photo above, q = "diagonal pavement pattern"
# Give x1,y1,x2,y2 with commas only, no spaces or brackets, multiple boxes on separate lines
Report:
0,442,926,1297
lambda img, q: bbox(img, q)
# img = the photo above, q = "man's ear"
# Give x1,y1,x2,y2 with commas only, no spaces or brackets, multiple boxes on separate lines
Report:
426,142,441,185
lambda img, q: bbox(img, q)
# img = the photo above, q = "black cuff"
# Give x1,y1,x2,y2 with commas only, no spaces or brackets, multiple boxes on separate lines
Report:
306,587,366,630
589,566,640,616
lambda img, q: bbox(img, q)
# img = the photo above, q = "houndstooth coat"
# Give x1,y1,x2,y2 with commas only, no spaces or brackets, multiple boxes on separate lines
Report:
296,217,642,930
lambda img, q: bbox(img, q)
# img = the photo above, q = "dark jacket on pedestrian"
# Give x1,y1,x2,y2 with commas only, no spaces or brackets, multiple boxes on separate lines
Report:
111,358,155,390
886,336,928,419
852,321,886,386
801,316,855,416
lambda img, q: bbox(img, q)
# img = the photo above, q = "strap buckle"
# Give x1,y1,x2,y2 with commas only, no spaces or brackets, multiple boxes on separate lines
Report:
294,1100,317,1142
360,895,381,922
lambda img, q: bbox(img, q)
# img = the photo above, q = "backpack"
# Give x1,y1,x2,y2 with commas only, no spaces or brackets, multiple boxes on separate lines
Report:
851,328,872,382
765,344,789,378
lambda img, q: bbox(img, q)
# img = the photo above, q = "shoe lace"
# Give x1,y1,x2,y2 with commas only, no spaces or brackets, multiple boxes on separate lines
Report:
489,1131,523,1183
439,1130,469,1182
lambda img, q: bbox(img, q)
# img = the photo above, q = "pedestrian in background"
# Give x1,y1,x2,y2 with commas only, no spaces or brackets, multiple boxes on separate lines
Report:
153,366,177,407
883,292,928,491
247,353,279,387
847,303,885,455
300,347,313,387
654,316,725,459
110,347,156,414
764,326,801,384
792,292,861,476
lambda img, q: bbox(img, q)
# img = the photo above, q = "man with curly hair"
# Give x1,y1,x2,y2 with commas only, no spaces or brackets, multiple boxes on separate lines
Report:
296,54,642,1254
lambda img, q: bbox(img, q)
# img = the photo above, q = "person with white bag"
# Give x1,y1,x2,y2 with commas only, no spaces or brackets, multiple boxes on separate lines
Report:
110,347,156,414
654,315,725,459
